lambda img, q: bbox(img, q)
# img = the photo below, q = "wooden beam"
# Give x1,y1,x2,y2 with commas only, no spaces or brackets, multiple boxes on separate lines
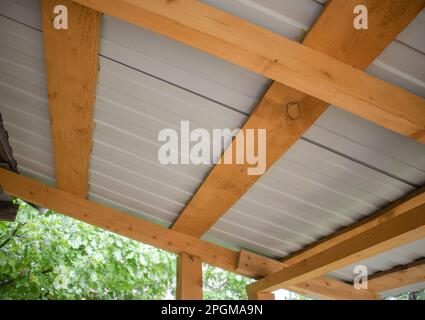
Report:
171,0,424,237
368,258,425,293
248,292,275,301
177,253,203,300
41,0,101,197
247,188,425,294
0,168,283,278
238,250,379,300
5,167,376,301
287,277,380,300
281,188,425,267
172,85,328,236
73,0,425,141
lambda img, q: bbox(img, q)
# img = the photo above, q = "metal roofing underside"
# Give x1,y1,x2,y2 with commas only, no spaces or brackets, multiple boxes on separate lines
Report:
1,0,425,296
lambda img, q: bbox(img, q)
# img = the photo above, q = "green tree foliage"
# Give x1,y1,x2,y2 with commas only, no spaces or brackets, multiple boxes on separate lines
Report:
0,201,252,300
386,290,425,300
8,201,422,300
203,265,252,300
0,201,175,299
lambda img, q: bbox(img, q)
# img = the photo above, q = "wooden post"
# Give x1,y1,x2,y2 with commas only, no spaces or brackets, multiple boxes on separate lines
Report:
248,290,275,300
176,253,203,300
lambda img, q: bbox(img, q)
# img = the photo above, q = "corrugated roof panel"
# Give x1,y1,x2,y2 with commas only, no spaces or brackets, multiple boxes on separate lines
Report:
204,139,415,258
1,0,425,297
0,0,42,30
367,41,425,98
202,0,425,270
397,9,425,54
201,0,323,40
89,55,249,226
0,14,54,185
329,238,425,286
201,1,425,99
304,107,425,186
100,16,270,114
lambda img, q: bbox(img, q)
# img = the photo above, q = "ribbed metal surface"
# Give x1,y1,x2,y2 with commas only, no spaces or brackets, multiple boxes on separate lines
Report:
205,138,416,257
90,55,248,226
199,1,425,284
330,238,425,282
1,0,425,294
0,13,53,185
201,0,323,40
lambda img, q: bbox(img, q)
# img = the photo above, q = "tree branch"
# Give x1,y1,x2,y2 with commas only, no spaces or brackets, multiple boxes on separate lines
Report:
0,223,26,249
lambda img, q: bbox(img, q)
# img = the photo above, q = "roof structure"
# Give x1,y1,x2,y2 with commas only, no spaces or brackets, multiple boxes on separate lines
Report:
0,0,424,300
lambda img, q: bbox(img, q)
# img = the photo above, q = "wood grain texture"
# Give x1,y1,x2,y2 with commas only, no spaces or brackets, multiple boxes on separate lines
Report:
0,168,282,279
248,291,275,300
304,0,424,70
172,86,328,236
368,258,425,292
247,189,425,293
73,0,425,141
177,253,203,300
41,0,101,196
171,0,424,237
288,277,380,300
238,250,380,300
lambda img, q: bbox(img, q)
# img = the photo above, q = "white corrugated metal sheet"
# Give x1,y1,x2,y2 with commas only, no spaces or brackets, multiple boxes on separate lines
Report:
0,13,53,185
330,238,425,282
205,137,416,257
90,54,248,226
1,0,425,295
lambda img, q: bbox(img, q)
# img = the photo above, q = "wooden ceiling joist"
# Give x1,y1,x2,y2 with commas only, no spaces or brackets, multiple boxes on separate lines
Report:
73,0,425,141
246,188,425,294
238,250,380,300
171,0,425,237
368,258,425,293
41,0,101,197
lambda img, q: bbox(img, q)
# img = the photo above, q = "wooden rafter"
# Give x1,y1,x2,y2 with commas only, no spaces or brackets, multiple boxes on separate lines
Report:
247,188,425,294
238,250,379,300
171,0,425,237
41,0,101,197
368,258,425,293
288,277,380,300
177,253,203,300
73,0,425,141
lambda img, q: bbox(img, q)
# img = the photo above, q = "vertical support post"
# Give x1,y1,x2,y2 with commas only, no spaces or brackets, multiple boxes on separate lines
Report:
176,253,203,300
248,290,275,300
